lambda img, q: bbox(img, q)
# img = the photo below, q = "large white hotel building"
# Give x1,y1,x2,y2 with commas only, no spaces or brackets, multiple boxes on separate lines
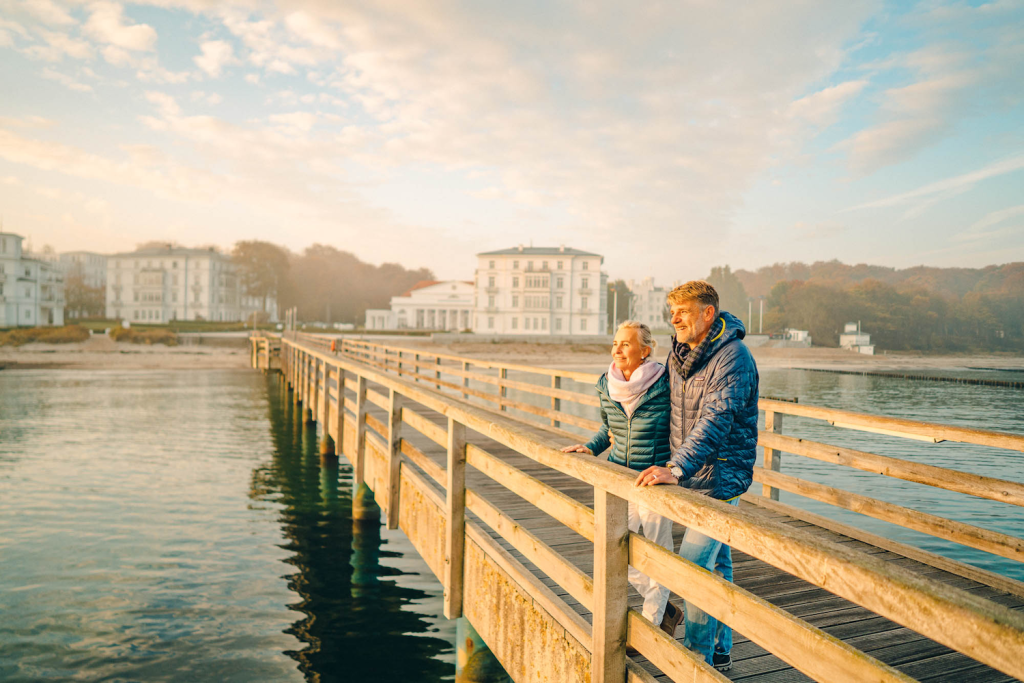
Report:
106,244,277,323
472,246,607,336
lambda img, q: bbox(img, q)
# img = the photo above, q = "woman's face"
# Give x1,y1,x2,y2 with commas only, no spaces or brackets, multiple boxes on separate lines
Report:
612,327,648,374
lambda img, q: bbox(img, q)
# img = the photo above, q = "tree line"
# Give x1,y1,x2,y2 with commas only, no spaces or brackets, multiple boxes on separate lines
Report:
232,241,434,325
706,260,1024,352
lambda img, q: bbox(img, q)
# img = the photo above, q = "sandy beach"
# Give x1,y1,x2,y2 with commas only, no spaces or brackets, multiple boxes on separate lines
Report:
0,333,250,370
2,333,1022,375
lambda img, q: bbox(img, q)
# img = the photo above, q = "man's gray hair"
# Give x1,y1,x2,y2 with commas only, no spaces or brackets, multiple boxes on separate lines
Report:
616,320,657,353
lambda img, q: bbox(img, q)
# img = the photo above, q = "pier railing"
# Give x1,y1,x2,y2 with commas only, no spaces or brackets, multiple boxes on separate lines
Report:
262,334,1024,683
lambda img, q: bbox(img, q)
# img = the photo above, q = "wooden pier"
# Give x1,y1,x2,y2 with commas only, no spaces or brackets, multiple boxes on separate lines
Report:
251,332,1024,683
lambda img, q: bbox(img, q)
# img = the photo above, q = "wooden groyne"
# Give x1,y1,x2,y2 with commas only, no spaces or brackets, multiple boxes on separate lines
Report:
796,366,1024,389
252,332,1024,682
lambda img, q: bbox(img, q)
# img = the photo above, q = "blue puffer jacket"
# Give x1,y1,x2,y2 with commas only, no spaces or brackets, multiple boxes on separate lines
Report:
583,368,672,472
667,311,759,500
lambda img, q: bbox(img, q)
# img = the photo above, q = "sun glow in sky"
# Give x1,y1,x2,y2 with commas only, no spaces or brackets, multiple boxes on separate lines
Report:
0,0,1022,283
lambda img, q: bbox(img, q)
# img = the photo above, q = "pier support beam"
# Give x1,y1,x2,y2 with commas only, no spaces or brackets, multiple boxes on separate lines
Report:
385,388,404,530
444,418,467,619
350,484,381,598
456,617,511,683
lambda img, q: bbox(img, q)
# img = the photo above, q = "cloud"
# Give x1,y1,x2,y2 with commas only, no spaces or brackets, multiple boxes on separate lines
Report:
84,1,157,51
953,205,1024,244
40,66,92,91
837,3,1024,174
23,28,93,61
0,114,57,128
194,39,237,77
789,80,869,128
847,154,1024,212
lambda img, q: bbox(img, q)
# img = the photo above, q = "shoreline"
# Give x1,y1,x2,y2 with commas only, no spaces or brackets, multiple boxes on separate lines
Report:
3,335,1022,376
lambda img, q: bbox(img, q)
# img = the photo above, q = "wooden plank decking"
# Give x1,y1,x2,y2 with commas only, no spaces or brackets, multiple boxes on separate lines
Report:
355,382,1024,683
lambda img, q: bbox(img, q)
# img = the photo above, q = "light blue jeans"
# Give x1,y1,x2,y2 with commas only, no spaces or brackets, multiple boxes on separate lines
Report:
678,496,739,663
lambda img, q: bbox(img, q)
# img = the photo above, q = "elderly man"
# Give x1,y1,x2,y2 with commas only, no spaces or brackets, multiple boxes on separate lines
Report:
634,280,759,672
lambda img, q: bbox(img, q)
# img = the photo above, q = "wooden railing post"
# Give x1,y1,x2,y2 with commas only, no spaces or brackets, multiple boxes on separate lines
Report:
592,488,629,682
435,356,442,390
354,375,368,488
551,375,561,428
386,388,404,530
762,409,783,500
445,417,467,619
499,367,508,411
414,353,421,383
462,361,470,399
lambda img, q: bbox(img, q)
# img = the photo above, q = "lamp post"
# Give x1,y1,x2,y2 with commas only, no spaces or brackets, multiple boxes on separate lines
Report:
759,296,765,335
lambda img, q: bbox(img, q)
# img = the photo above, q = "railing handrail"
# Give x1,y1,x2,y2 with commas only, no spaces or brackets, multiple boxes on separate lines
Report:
272,334,1024,682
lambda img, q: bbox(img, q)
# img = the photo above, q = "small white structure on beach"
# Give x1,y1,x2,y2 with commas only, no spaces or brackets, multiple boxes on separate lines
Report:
785,329,812,347
839,322,874,355
365,280,474,330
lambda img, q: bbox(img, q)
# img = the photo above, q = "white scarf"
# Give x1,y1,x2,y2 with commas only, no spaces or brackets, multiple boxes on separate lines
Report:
606,360,665,417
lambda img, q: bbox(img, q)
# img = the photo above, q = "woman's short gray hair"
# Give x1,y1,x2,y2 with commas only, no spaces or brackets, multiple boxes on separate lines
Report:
616,320,657,353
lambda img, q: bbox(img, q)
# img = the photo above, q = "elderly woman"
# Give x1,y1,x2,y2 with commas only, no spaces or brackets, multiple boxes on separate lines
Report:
562,320,682,636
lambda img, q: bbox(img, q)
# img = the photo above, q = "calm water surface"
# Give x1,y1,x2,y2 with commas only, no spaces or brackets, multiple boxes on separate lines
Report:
2,365,1023,681
0,370,454,682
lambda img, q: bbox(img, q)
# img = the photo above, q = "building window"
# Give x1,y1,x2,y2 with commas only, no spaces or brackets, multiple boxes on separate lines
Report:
556,277,564,288
512,295,518,307
488,295,495,308
556,296,563,308
512,276,519,288
542,261,548,270
173,261,178,269
511,317,518,330
582,261,589,271
555,317,562,331
541,318,547,330
489,260,495,269
513,260,519,269
488,276,495,287
581,297,588,310
557,261,562,270
527,261,533,271
488,317,494,329
524,318,530,330
581,318,588,331
582,277,589,289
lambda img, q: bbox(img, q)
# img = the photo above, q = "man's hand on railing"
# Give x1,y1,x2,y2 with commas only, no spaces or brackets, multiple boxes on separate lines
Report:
635,465,679,487
561,444,592,455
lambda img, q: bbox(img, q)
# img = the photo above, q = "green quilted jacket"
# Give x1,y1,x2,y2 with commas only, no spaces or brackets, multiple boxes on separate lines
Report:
583,368,672,471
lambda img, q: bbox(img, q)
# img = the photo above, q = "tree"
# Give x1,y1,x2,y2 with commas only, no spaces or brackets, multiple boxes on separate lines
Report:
64,269,105,318
705,265,749,321
232,240,291,319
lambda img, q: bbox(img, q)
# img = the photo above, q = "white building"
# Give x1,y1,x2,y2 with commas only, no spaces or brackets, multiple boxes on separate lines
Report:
627,277,673,331
473,246,607,336
839,322,874,355
0,232,65,327
364,280,474,330
105,244,277,323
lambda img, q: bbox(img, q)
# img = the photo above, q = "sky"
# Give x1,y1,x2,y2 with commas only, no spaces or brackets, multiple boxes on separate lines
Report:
0,0,1022,285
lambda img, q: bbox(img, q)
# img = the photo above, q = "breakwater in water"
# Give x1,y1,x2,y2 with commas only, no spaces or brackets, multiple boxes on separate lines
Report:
796,366,1024,388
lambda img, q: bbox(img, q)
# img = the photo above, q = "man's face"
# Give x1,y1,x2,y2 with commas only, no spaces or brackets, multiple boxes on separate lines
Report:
669,299,715,346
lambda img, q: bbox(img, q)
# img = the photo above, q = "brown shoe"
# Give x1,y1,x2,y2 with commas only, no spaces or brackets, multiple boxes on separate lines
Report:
660,602,683,637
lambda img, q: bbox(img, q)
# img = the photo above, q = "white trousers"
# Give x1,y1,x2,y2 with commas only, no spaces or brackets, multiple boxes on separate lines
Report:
627,501,674,624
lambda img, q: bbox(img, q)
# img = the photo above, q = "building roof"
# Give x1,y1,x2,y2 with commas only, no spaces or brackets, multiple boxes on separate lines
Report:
107,245,229,258
399,279,474,297
477,246,601,257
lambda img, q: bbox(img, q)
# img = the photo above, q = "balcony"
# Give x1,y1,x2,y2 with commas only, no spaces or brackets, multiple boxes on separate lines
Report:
577,288,593,295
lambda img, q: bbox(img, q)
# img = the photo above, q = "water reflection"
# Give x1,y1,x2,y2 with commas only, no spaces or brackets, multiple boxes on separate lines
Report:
253,374,453,682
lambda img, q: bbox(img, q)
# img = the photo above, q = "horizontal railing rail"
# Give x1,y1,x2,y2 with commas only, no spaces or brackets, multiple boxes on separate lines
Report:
321,336,1024,593
257,334,1024,683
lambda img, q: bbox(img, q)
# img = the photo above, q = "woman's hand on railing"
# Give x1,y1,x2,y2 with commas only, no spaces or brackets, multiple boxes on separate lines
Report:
635,465,679,487
561,444,592,455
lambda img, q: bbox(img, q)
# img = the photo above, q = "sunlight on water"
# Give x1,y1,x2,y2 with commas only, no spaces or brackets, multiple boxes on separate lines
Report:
0,370,454,683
